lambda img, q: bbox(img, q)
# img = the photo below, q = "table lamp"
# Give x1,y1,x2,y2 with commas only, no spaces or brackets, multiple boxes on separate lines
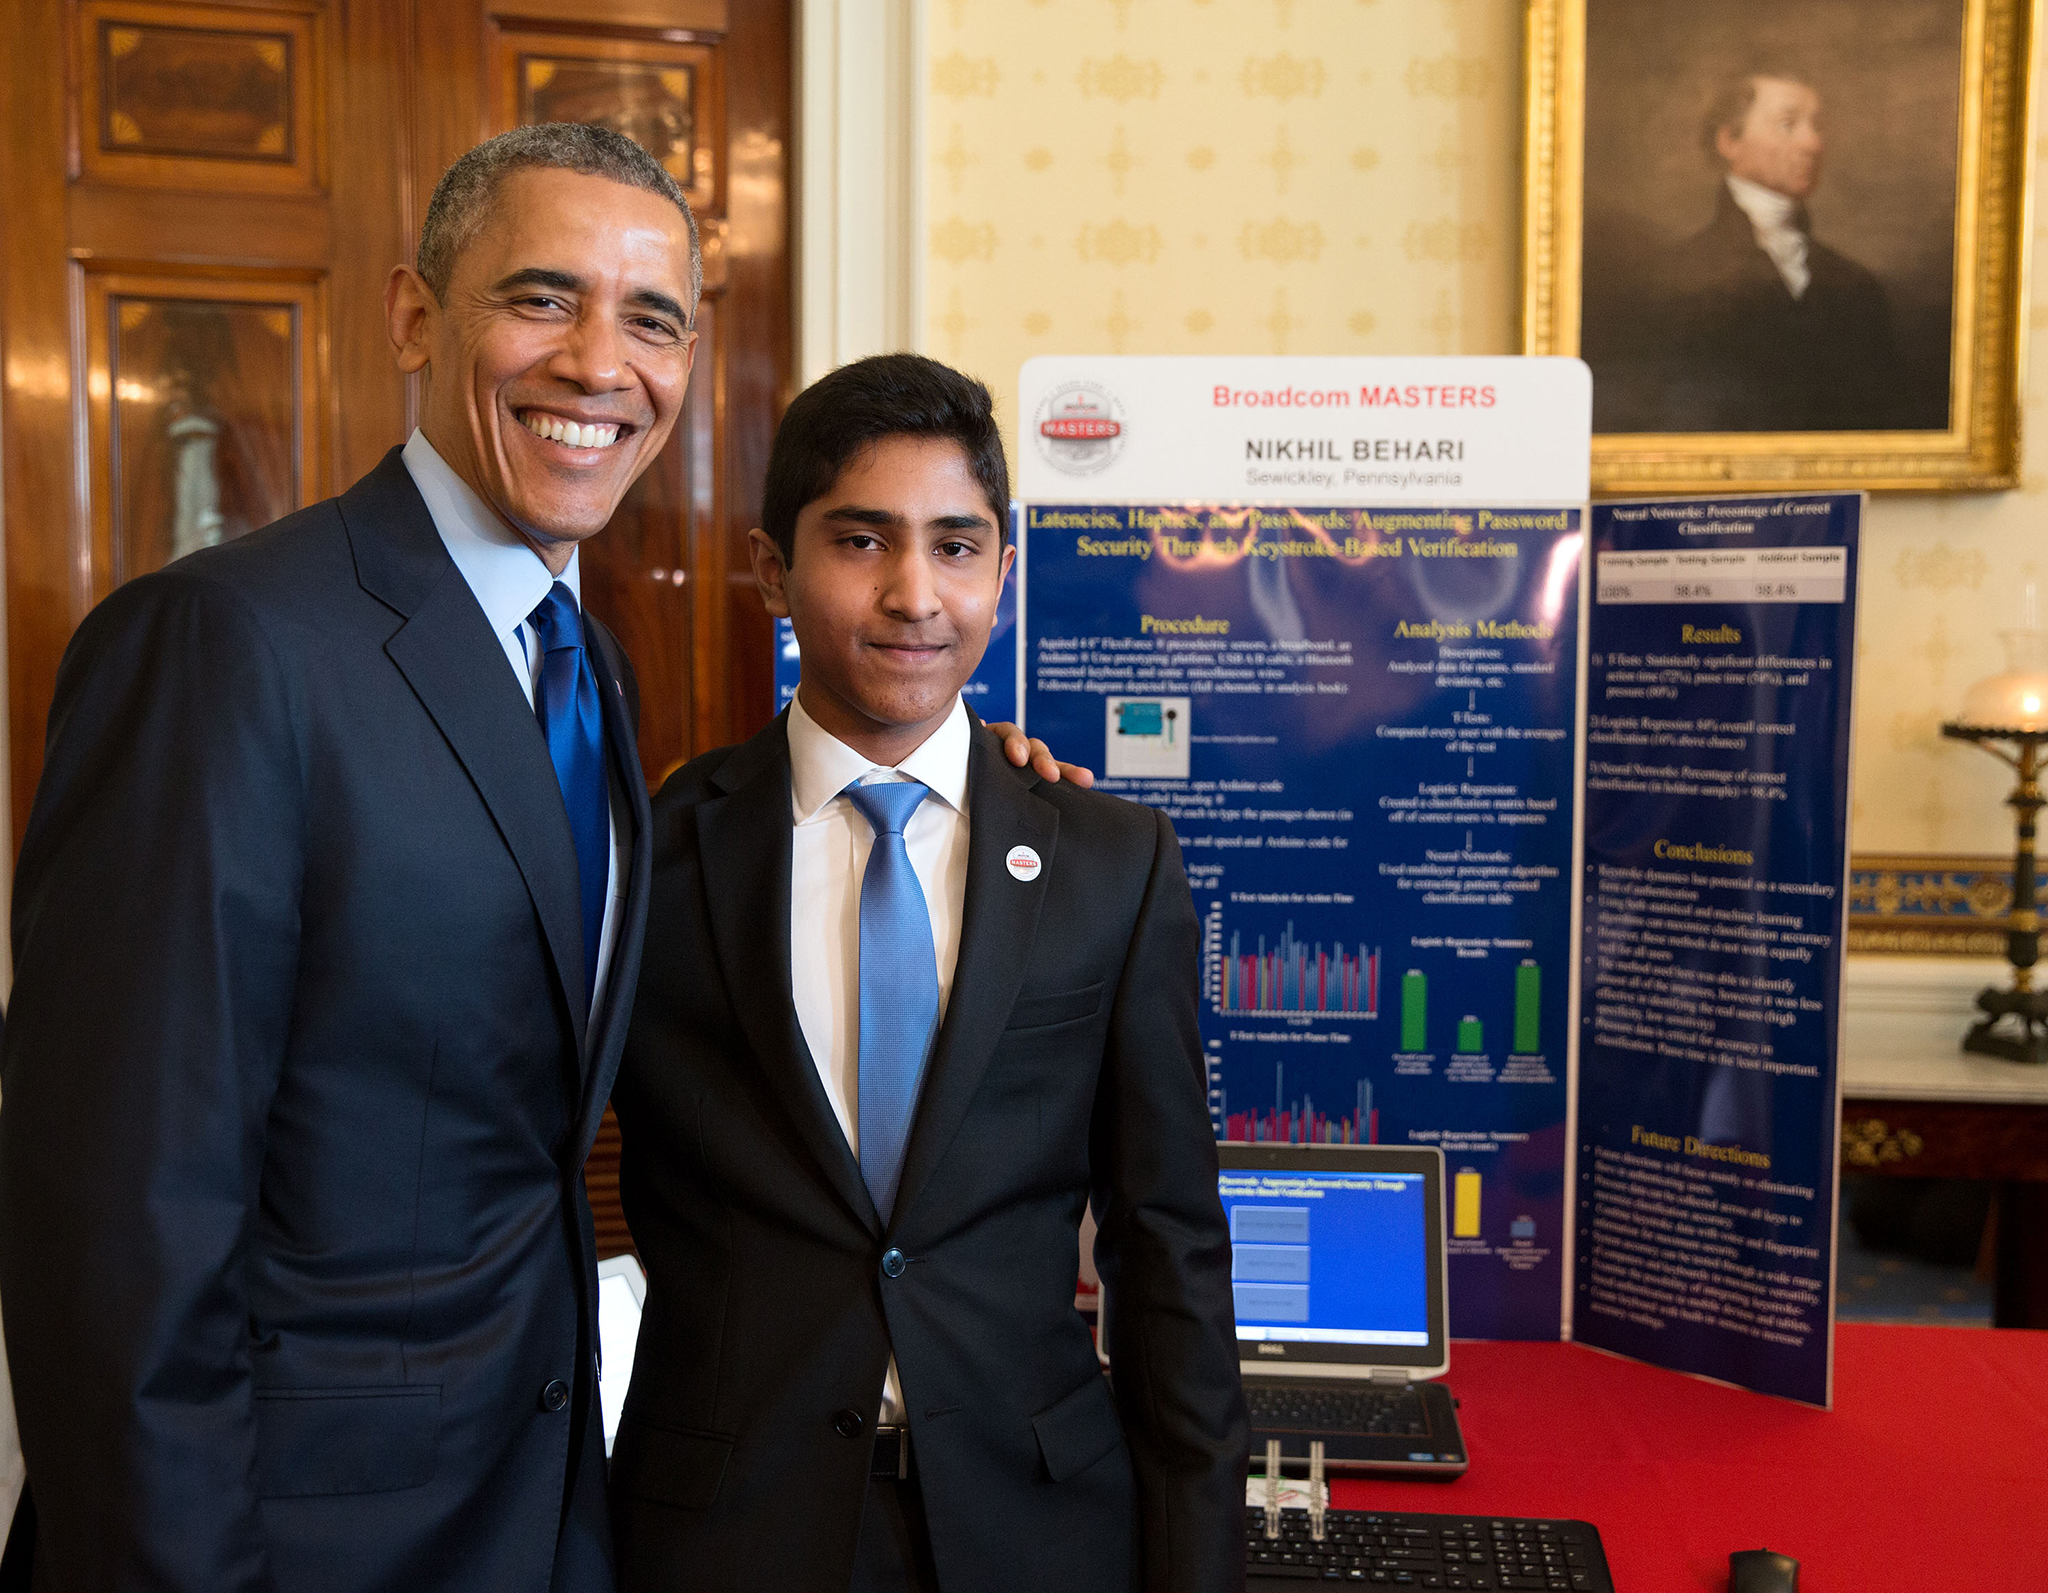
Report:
1941,584,2048,1063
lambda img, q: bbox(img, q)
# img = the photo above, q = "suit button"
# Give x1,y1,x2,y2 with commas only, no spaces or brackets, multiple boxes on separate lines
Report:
541,1379,570,1413
832,1408,865,1439
881,1247,908,1279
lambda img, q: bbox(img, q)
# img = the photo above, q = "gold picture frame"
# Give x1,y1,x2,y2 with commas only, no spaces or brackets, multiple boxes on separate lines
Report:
1522,0,2037,494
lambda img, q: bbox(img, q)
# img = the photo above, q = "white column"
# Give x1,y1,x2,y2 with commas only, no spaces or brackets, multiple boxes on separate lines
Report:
796,0,928,385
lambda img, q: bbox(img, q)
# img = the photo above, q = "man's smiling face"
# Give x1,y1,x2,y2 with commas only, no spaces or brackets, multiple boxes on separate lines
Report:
389,165,696,570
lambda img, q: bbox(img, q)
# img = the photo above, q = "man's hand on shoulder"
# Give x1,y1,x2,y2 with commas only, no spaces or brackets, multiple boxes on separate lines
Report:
986,721,1094,788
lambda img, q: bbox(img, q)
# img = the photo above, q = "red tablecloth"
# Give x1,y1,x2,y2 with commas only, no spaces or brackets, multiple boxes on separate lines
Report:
1326,1324,2048,1591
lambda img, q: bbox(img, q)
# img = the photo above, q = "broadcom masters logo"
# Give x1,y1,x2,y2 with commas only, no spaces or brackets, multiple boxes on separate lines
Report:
1033,381,1127,476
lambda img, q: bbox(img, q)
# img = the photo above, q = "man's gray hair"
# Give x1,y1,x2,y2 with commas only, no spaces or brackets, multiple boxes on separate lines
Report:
417,123,702,315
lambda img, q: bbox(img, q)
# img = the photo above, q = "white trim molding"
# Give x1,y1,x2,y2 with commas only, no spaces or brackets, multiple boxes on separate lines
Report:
795,0,928,386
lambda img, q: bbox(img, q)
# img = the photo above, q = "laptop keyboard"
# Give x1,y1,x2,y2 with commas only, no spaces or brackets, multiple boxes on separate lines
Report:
1247,1382,1428,1436
1244,1507,1614,1589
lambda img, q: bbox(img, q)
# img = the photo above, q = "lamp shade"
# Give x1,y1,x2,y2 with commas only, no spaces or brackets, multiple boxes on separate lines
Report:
1956,627,2048,733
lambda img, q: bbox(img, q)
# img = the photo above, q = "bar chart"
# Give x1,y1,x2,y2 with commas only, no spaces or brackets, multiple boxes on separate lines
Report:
1206,908,1380,1020
1454,1167,1483,1238
1392,959,1546,1055
1214,1063,1379,1146
1514,959,1540,1054
1401,970,1427,1051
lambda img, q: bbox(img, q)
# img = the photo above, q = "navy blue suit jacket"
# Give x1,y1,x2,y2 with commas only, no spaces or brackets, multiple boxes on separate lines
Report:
0,449,650,1593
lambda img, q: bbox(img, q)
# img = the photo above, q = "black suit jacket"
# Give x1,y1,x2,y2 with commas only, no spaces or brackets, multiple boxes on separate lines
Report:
0,449,651,1593
1652,186,1907,432
610,713,1248,1593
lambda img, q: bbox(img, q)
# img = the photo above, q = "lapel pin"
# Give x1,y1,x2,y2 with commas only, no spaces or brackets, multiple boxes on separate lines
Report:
1005,845,1042,882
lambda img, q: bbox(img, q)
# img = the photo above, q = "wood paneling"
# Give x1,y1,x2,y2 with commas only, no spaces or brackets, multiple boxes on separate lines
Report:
510,0,729,33
8,0,785,847
492,25,723,218
69,186,333,269
80,266,327,590
587,1106,632,1258
7,0,790,1263
76,0,327,195
322,0,412,486
4,0,92,842
716,0,787,749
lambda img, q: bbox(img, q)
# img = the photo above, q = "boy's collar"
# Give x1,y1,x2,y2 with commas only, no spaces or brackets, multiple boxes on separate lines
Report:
787,692,972,823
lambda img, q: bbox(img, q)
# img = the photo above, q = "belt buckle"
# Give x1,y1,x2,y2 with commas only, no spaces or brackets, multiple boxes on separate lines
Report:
872,1425,910,1480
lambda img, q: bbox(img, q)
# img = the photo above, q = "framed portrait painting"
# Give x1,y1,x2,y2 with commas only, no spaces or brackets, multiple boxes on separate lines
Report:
1523,0,2036,493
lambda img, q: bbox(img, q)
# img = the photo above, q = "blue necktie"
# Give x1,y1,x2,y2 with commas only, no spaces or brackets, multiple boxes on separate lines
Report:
845,780,940,1223
528,582,608,1013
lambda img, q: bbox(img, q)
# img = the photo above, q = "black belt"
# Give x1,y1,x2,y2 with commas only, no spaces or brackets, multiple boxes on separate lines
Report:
870,1426,912,1479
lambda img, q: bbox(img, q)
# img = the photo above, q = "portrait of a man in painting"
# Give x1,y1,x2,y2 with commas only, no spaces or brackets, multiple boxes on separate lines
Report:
1576,0,1962,437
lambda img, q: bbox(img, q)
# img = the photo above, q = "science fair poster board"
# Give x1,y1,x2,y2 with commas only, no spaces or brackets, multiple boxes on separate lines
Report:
1018,356,1590,1340
1573,493,1858,1407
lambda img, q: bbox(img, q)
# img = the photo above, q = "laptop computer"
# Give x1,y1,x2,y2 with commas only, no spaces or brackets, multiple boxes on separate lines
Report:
1221,1142,1469,1479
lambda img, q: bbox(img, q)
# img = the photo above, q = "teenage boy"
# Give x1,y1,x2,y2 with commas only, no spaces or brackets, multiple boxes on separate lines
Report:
610,354,1247,1593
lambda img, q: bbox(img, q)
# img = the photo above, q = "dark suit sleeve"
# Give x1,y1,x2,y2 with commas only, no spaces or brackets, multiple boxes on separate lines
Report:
1089,807,1248,1593
0,573,305,1593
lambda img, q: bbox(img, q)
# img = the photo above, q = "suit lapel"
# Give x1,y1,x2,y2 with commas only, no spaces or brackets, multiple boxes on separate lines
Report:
340,449,589,1054
891,730,1059,1226
570,617,652,1159
696,717,881,1235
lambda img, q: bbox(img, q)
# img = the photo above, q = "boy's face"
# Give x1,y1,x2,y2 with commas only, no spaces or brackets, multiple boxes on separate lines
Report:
749,435,1014,763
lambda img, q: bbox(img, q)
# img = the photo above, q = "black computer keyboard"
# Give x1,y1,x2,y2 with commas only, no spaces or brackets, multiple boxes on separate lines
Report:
1246,1382,1428,1435
1243,1506,1614,1589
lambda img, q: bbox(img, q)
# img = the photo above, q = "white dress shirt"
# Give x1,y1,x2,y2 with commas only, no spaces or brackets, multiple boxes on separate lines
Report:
401,429,628,1021
786,689,973,1423
1726,173,1811,301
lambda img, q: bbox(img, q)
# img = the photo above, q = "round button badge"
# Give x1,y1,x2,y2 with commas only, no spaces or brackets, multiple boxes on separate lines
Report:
1005,845,1042,882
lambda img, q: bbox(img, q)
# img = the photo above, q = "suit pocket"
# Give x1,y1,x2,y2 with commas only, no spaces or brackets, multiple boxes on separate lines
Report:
612,1419,735,1510
1031,1372,1126,1483
254,1386,440,1498
1006,983,1105,1032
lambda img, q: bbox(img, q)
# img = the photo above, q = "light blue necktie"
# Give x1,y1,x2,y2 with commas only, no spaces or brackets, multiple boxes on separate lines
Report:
845,779,940,1223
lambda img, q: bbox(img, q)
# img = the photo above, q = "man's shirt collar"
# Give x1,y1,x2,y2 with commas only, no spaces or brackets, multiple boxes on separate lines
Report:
1725,173,1801,234
402,428,578,641
787,692,972,824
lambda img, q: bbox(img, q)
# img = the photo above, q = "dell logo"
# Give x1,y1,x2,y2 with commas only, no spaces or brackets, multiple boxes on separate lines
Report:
1256,1344,1286,1356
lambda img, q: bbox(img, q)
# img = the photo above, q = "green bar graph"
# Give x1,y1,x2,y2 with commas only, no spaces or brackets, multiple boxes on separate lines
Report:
1514,960,1541,1054
1401,970,1427,1052
1456,1016,1484,1054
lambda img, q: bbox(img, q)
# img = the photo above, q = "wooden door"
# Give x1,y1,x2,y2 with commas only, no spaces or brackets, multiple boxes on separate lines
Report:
2,0,408,840
0,0,786,835
1,0,791,1256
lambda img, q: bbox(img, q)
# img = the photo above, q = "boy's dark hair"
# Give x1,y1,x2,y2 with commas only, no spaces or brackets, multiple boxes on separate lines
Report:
760,353,1010,563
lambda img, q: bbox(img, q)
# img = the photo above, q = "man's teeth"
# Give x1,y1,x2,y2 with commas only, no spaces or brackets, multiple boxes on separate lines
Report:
521,414,621,449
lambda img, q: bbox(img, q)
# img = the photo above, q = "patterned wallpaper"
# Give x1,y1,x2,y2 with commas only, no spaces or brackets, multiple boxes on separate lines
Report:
927,0,2046,858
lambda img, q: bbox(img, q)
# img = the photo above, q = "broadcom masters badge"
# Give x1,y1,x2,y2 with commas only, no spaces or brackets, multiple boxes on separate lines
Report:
1032,381,1127,476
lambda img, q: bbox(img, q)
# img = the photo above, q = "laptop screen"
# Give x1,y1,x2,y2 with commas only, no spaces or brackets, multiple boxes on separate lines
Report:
1216,1143,1448,1373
